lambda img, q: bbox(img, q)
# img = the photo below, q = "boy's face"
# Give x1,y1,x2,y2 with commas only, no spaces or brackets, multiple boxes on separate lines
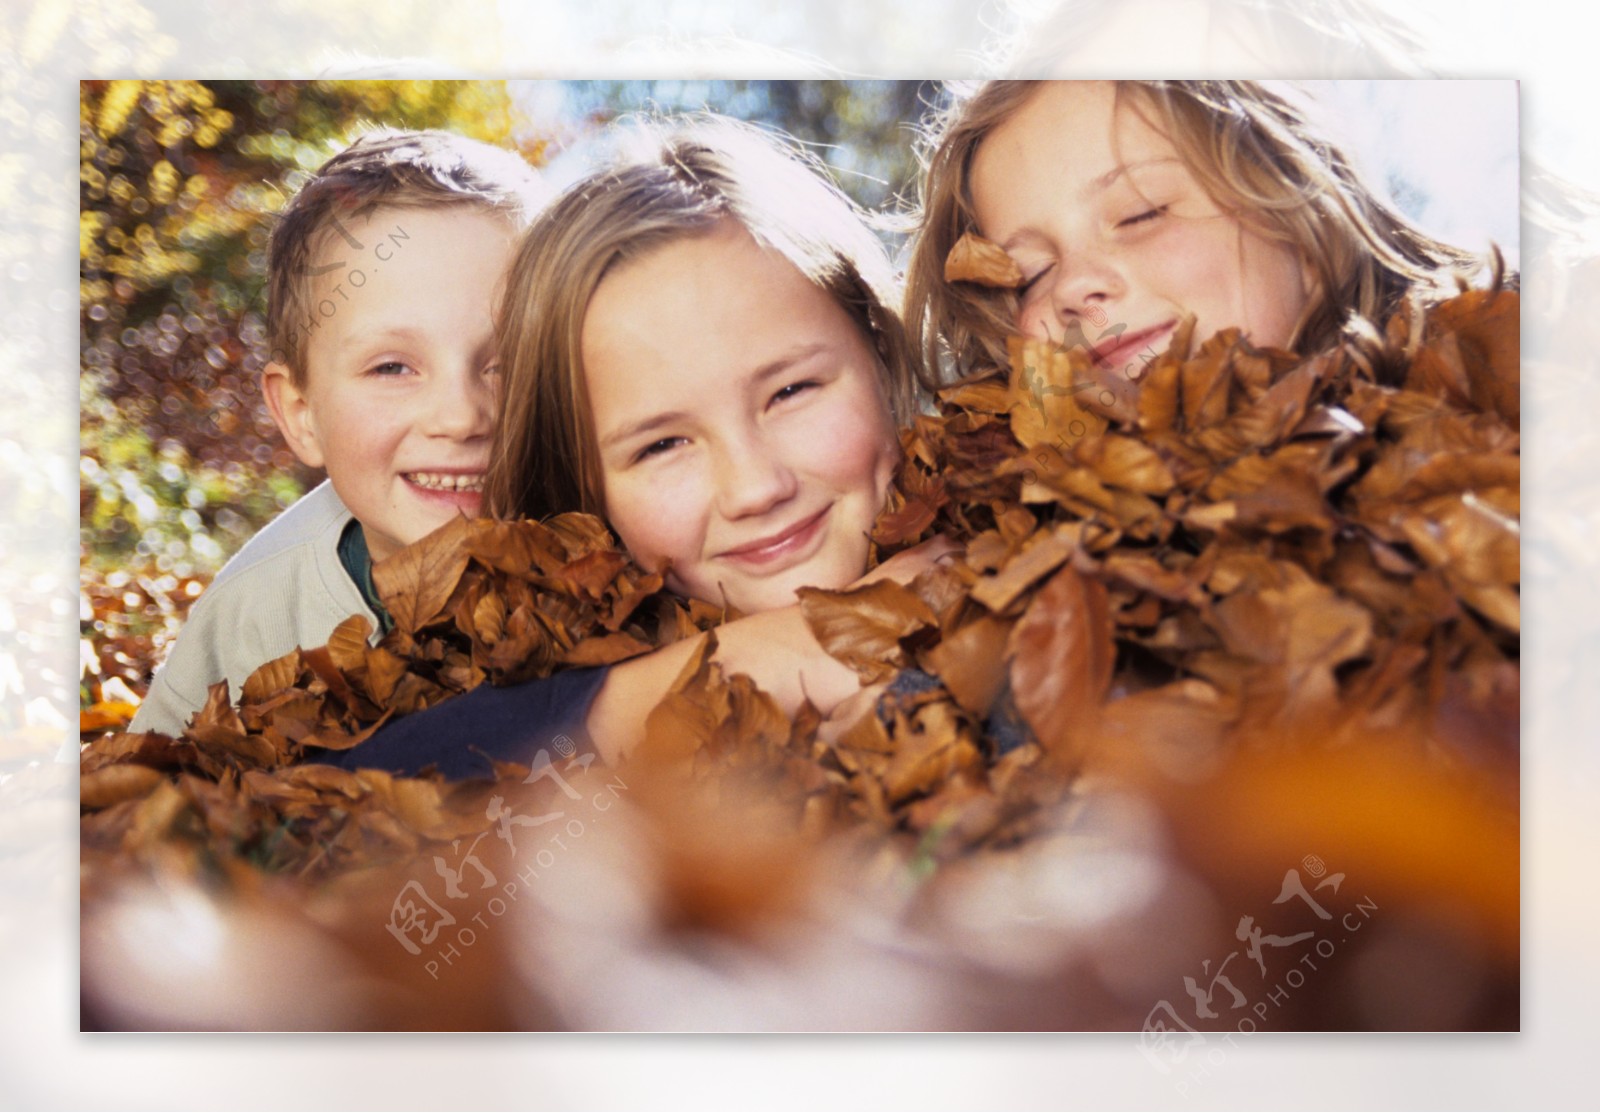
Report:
264,205,520,563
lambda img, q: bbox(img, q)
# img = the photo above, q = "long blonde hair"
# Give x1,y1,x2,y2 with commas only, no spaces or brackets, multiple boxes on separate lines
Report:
903,80,1486,386
487,114,919,522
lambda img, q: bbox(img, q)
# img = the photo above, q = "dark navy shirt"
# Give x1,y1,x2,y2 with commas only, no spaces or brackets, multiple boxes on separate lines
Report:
312,666,609,781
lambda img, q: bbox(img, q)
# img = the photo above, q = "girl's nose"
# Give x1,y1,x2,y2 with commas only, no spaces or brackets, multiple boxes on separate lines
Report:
1026,254,1125,347
714,432,800,520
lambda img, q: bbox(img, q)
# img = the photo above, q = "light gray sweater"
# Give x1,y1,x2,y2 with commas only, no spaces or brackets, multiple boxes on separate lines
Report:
128,480,380,737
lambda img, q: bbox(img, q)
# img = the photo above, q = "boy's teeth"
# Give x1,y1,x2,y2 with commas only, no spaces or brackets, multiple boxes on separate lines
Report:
408,472,484,492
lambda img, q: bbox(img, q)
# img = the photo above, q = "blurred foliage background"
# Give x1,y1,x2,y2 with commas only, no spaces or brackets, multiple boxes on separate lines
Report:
79,78,935,726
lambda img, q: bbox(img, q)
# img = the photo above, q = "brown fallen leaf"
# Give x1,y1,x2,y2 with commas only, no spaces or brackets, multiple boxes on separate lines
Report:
937,376,1013,415
798,580,939,683
944,231,1023,287
326,614,374,674
1007,336,1109,451
561,631,654,667
372,515,476,634
968,524,1077,615
81,764,165,811
1008,564,1115,765
882,700,982,804
923,613,1014,717
1409,286,1520,428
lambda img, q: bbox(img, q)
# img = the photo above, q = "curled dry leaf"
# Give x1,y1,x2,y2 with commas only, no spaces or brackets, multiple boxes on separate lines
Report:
881,700,983,804
79,728,194,776
922,613,1013,717
944,231,1023,287
968,524,1076,614
1409,287,1520,427
1209,577,1373,718
325,614,374,674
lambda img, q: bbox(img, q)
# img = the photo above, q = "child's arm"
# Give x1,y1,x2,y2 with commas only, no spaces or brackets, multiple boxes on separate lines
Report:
315,666,610,780
585,535,959,763
127,666,203,738
127,578,247,737
314,535,959,777
312,606,862,779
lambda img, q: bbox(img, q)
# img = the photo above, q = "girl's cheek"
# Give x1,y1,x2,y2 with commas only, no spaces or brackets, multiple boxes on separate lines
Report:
833,420,895,504
606,479,679,571
1017,299,1054,344
829,387,899,499
643,466,718,564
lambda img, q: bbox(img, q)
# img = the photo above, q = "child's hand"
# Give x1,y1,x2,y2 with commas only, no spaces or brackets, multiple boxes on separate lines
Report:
816,680,888,747
855,535,963,589
590,535,962,763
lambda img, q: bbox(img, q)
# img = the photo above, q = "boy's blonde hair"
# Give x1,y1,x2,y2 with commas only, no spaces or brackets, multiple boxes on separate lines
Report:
904,80,1486,385
266,128,548,387
487,114,919,523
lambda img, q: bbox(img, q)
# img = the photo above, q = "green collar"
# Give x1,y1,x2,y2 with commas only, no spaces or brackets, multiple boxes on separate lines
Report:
336,519,394,635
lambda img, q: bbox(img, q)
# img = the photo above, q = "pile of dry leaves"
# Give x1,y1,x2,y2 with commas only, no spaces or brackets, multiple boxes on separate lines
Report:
80,273,1520,1030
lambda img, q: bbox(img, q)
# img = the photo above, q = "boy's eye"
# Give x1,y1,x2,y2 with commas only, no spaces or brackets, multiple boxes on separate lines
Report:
369,361,411,376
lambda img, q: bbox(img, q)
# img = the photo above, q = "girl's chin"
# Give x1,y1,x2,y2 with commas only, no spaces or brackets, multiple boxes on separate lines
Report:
675,575,809,617
675,544,873,615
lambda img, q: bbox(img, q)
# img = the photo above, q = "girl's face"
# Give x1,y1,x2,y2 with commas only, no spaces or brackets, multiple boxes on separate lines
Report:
581,221,899,614
969,82,1311,379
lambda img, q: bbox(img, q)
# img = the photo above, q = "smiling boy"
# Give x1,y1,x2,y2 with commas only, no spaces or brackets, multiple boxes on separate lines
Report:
129,129,548,737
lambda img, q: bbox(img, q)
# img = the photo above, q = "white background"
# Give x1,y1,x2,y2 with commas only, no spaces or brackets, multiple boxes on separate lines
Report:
7,0,1590,1107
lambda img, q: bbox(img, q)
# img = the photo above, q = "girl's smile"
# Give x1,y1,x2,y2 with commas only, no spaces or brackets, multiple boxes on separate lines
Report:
580,221,900,614
715,505,832,567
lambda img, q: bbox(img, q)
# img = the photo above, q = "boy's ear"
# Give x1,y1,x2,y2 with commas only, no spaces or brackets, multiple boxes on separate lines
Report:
261,361,326,469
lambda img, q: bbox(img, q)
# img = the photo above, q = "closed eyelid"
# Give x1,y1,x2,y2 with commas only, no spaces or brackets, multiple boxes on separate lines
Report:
985,159,1189,246
1117,204,1169,225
